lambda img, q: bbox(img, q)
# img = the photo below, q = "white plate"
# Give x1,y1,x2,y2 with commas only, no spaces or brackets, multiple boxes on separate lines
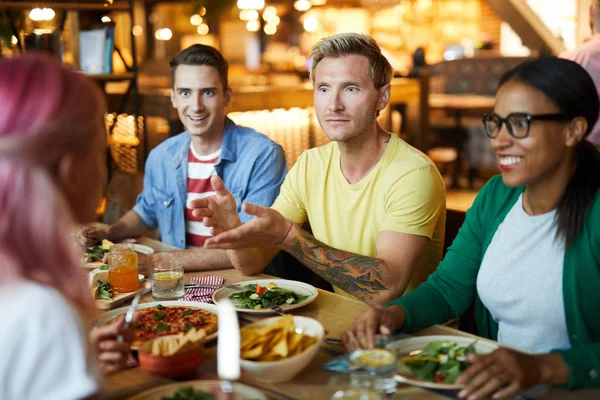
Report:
126,380,267,400
131,243,155,255
81,261,106,270
92,300,219,346
212,279,318,314
386,335,499,390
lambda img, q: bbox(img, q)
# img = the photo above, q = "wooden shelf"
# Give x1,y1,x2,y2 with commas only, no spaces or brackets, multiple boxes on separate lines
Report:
0,1,130,11
86,72,135,82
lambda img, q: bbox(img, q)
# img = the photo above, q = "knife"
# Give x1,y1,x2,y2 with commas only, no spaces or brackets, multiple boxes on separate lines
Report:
217,299,241,393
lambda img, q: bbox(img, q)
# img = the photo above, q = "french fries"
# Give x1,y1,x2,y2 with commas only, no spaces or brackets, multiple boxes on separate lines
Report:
240,315,317,361
149,328,206,357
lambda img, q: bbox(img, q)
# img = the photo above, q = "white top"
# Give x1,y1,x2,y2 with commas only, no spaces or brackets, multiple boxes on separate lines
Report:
185,145,221,247
477,194,571,353
0,281,98,400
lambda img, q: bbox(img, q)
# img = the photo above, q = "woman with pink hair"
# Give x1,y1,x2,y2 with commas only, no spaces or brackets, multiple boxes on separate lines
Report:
0,54,134,398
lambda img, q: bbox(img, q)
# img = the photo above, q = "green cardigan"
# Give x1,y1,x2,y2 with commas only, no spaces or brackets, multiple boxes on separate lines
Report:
387,175,600,389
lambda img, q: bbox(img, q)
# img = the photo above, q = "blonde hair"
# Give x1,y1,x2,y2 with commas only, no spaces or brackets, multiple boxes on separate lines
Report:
309,32,393,89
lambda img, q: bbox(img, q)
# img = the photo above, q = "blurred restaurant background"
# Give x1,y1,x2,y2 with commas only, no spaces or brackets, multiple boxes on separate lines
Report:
0,0,592,229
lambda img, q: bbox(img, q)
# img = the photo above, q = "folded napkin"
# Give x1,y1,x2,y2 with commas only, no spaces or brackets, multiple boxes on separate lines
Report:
184,276,224,303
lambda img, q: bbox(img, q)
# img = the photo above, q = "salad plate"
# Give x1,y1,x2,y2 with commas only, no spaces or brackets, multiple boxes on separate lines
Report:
387,335,499,390
212,279,318,314
126,379,267,400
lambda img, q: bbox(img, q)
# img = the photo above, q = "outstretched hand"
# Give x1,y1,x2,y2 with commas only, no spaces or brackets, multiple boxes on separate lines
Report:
190,175,242,235
204,203,292,250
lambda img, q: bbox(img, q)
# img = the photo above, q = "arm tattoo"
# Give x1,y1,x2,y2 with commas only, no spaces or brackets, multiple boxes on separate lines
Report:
282,228,389,301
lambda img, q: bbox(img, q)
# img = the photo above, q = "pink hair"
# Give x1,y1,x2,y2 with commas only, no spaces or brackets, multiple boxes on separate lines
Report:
0,54,105,317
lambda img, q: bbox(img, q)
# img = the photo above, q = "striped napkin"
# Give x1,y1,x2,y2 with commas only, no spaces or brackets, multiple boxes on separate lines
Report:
184,276,224,303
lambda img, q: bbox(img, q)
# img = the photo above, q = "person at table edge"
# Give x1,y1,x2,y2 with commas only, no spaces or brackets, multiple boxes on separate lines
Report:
77,44,286,272
345,58,600,397
190,33,446,308
560,0,600,147
0,54,135,399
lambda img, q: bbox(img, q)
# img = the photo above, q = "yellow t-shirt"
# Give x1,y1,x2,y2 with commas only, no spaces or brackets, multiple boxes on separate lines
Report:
272,134,446,299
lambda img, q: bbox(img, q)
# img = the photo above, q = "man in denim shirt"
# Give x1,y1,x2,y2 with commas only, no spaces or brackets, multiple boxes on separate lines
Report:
78,44,286,271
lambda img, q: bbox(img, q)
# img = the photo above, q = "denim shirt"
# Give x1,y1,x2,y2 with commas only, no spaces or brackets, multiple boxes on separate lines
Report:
133,118,287,249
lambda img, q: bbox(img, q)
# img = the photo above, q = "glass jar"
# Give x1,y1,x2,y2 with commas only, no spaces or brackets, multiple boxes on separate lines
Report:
108,244,139,293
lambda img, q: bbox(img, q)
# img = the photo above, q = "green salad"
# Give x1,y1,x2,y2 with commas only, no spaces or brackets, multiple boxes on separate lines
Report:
228,283,309,310
162,387,214,400
398,340,478,384
83,245,109,263
161,386,261,400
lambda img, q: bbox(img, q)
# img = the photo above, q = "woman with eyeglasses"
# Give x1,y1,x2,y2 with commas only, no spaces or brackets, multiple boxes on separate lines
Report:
343,57,600,398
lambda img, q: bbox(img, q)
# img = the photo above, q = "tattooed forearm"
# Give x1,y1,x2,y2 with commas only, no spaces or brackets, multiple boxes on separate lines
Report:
281,228,390,302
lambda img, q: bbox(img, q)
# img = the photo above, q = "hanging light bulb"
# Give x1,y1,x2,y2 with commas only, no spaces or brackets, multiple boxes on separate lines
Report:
42,8,55,20
190,14,202,25
294,0,311,12
101,16,112,23
246,20,260,32
264,23,277,35
132,25,143,36
197,24,209,35
263,6,277,20
303,16,318,32
30,8,55,21
29,8,42,21
155,28,172,41
237,0,265,10
269,16,280,26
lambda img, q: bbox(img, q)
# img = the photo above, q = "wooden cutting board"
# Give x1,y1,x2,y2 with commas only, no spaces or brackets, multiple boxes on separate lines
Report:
90,269,149,310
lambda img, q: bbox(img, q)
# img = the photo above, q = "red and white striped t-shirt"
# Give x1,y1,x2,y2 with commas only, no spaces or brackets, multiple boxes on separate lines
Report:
185,145,221,248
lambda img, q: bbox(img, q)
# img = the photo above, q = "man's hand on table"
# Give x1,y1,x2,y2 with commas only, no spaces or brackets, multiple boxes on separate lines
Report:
89,314,136,375
76,225,109,247
342,305,405,350
136,253,153,276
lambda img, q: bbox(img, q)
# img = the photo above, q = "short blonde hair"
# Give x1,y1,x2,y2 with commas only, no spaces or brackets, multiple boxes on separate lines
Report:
309,33,393,89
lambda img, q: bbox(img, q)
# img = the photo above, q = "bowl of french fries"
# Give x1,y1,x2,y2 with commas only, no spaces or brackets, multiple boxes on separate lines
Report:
138,328,206,378
239,315,324,383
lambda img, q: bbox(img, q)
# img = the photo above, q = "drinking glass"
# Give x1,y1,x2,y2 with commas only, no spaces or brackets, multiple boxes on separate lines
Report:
152,260,185,301
108,244,139,293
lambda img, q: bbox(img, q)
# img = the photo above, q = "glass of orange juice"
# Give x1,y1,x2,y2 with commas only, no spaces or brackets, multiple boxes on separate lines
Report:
108,244,139,293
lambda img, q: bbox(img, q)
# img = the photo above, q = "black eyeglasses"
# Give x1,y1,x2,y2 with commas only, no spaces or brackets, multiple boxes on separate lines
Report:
482,112,573,139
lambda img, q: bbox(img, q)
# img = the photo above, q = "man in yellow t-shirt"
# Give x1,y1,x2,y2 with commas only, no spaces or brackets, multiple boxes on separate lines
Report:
190,33,446,307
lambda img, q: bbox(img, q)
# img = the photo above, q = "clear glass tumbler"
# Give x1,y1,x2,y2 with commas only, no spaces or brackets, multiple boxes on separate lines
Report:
152,260,185,301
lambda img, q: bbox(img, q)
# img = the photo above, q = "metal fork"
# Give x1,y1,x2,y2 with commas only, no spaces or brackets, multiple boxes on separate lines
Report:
269,305,286,316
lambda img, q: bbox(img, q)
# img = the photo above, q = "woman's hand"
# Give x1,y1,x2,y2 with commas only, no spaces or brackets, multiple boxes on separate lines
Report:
89,315,135,375
456,349,568,399
342,305,405,351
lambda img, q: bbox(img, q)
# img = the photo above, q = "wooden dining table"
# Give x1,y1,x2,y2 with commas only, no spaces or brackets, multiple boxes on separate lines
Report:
103,237,600,400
